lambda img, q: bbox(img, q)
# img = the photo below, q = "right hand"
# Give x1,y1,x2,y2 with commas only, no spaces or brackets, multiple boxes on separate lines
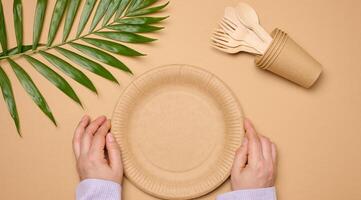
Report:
72,115,123,184
231,118,277,190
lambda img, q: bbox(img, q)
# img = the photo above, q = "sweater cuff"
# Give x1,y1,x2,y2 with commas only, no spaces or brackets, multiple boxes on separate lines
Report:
216,187,277,200
76,179,121,200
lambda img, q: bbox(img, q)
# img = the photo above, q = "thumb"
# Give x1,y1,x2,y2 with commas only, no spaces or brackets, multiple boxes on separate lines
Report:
231,138,248,176
106,133,122,169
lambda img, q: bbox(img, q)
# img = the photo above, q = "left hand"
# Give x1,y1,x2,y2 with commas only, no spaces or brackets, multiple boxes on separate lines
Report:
72,115,123,184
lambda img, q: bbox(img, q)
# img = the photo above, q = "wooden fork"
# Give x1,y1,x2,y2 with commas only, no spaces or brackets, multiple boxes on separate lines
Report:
219,18,267,52
211,41,262,55
211,29,261,55
212,29,250,47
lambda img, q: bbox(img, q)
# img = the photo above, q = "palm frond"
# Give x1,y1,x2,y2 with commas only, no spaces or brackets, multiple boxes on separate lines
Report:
24,55,82,106
0,65,20,135
39,51,97,93
47,0,68,46
116,16,168,24
106,24,163,33
0,0,8,54
95,31,156,43
55,47,119,84
89,0,112,32
33,0,47,50
0,0,169,135
102,0,122,26
76,0,96,37
8,58,56,126
62,0,80,42
13,0,23,52
1,44,37,57
114,0,130,19
133,0,159,11
70,42,132,74
82,37,144,56
127,1,168,17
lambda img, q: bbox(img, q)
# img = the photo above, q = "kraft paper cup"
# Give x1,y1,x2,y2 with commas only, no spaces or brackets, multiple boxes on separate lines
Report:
257,29,285,69
262,32,288,70
255,28,323,88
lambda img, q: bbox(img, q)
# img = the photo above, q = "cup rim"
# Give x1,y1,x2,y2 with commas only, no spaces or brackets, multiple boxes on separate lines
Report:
255,29,281,67
256,29,286,69
263,32,289,70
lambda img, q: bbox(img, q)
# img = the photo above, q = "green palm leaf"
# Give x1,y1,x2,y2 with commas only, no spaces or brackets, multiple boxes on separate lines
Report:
47,0,68,46
39,51,97,93
0,66,20,135
8,58,56,126
107,24,163,33
0,0,8,54
62,0,81,42
114,0,130,19
126,0,143,13
127,2,168,17
102,0,122,26
13,0,23,52
95,31,156,43
55,46,118,84
132,0,158,11
32,0,47,50
24,55,82,106
0,0,168,135
76,0,96,37
116,16,168,24
89,0,111,32
0,44,36,57
70,42,132,74
82,37,144,56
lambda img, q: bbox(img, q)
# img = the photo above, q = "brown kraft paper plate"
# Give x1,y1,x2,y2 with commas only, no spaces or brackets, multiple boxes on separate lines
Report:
111,64,244,199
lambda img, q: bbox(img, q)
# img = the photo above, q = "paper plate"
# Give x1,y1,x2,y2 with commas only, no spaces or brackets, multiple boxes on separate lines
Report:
111,64,244,199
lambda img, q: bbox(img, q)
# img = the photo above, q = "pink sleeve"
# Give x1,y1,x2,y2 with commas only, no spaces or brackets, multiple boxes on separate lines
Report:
216,187,277,200
76,179,121,200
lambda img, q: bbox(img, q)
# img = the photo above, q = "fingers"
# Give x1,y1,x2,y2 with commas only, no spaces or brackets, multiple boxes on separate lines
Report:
80,116,107,155
271,143,277,165
259,135,272,163
73,115,90,159
244,118,263,164
231,138,248,176
106,133,122,169
90,120,111,155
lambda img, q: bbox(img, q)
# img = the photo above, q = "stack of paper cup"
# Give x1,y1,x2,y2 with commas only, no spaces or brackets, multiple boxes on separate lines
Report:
255,28,322,88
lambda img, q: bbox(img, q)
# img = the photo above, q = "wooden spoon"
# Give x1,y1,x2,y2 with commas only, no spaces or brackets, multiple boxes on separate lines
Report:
235,3,272,43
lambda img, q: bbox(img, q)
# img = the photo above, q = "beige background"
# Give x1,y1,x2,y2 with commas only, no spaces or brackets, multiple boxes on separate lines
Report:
0,0,361,199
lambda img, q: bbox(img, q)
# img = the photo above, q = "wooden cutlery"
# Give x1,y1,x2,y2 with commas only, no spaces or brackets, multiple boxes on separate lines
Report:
211,2,272,55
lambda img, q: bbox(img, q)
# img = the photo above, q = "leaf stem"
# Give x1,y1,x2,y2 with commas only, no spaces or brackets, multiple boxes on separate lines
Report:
0,20,118,61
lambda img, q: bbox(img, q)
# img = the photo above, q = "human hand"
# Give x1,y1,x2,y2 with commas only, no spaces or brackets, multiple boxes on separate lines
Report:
231,118,277,190
72,115,123,184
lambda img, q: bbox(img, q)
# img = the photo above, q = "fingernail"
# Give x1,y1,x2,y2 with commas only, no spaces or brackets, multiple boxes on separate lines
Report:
107,133,114,142
244,119,255,132
244,118,251,128
81,115,89,122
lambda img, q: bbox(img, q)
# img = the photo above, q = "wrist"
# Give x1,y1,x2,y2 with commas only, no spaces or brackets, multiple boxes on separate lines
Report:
80,178,121,185
217,187,277,200
232,184,275,191
79,173,122,185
